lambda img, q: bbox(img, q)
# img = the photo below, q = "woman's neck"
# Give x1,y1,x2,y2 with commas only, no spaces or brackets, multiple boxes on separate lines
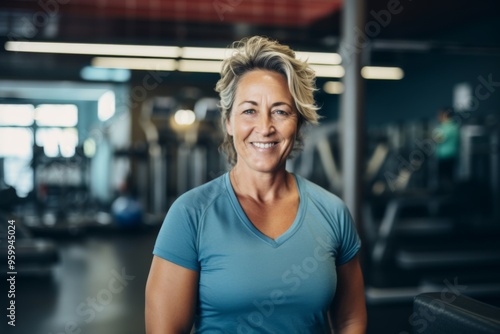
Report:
230,165,294,203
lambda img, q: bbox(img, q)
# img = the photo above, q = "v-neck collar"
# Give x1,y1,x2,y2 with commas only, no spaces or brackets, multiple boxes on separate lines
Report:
224,172,306,248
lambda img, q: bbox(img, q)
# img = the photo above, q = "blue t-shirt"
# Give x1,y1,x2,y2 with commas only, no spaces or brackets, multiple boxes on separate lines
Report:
153,173,361,333
434,120,460,159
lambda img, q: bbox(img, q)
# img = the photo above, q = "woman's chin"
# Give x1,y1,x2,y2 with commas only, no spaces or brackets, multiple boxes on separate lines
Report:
243,159,286,174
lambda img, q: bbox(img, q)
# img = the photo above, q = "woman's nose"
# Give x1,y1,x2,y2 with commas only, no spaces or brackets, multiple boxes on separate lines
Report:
256,113,275,135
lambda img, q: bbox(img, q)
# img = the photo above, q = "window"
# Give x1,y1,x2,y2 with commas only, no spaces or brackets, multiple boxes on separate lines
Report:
0,103,79,197
0,127,34,197
35,104,78,127
0,104,35,126
36,127,79,158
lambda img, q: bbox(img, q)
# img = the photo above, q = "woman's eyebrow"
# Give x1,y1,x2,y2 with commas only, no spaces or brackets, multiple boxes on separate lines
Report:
271,102,293,108
238,100,258,106
237,100,292,108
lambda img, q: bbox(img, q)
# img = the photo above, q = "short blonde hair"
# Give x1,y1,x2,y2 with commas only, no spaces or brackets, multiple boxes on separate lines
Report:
215,36,320,166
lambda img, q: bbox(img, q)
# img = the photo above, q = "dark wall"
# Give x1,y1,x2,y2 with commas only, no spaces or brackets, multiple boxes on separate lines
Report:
366,53,500,125
316,52,500,126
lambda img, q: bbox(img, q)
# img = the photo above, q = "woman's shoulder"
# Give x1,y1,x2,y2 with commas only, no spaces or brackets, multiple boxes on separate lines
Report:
294,174,347,210
174,172,228,207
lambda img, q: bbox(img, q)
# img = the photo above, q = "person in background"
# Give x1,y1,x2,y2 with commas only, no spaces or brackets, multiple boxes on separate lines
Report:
433,107,460,190
145,36,367,334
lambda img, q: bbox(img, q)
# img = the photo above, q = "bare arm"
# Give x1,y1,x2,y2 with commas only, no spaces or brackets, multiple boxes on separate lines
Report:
329,255,367,334
145,256,199,334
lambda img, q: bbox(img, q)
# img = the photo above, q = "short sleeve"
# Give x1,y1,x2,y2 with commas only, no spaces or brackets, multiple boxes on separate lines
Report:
153,198,200,271
335,204,361,266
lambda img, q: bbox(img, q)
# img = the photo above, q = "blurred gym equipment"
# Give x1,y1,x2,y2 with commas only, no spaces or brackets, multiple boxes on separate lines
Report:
413,292,500,334
115,94,225,226
362,115,500,309
290,115,500,316
21,144,97,237
0,186,59,277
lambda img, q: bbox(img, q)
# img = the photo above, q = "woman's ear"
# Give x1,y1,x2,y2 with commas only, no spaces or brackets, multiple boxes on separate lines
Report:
226,115,233,136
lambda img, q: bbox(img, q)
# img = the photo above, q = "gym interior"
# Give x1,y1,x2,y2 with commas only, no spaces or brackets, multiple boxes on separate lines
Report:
1,0,499,333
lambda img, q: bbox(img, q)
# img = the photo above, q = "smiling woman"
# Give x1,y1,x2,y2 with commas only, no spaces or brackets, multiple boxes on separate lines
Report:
217,36,319,166
226,70,298,175
146,36,367,334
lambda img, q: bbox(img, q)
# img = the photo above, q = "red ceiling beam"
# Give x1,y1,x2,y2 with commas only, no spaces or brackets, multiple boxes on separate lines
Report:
1,0,342,27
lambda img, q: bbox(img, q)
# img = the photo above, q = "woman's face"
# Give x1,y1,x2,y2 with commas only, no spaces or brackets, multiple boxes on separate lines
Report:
226,69,298,174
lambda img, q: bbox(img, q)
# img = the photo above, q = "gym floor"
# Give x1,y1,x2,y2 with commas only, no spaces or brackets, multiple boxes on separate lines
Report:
5,228,154,334
5,226,419,334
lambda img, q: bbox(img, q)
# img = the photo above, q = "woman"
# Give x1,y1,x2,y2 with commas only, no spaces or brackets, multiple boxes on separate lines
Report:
146,36,367,333
433,107,459,190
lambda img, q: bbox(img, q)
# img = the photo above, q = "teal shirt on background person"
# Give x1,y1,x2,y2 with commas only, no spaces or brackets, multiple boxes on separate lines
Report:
434,120,460,159
153,173,361,333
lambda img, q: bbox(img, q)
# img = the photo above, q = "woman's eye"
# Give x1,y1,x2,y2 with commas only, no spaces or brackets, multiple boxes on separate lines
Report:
243,109,255,114
274,109,288,115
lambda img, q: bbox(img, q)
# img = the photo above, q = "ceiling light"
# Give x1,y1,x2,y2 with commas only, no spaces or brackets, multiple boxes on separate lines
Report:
92,57,177,71
5,41,348,74
323,81,344,94
296,51,342,65
174,109,196,126
178,60,222,73
182,47,235,60
5,41,181,58
361,66,404,80
8,41,408,80
309,65,345,78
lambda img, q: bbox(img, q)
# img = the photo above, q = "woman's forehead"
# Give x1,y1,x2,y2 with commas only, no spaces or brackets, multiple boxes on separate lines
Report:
234,70,292,101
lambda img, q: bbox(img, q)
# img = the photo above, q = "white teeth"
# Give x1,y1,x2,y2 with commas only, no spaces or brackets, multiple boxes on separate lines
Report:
253,142,275,149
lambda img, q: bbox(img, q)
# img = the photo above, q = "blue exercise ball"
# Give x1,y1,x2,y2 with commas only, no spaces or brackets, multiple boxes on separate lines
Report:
111,196,143,227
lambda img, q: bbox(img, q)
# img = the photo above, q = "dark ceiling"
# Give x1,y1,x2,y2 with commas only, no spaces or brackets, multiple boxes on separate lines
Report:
0,0,499,82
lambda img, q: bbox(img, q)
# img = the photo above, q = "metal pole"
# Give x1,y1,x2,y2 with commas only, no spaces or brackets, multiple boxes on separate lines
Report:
339,0,365,226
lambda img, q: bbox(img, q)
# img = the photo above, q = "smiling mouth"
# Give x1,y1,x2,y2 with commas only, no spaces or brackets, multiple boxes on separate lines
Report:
252,142,277,149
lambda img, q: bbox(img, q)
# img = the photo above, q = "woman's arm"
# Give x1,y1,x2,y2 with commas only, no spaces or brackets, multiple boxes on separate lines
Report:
329,255,367,334
145,256,199,334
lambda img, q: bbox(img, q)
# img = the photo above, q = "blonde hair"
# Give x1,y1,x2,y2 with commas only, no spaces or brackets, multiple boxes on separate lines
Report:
215,36,320,166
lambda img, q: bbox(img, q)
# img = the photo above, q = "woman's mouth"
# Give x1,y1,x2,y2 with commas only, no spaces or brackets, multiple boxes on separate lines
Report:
251,142,277,149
